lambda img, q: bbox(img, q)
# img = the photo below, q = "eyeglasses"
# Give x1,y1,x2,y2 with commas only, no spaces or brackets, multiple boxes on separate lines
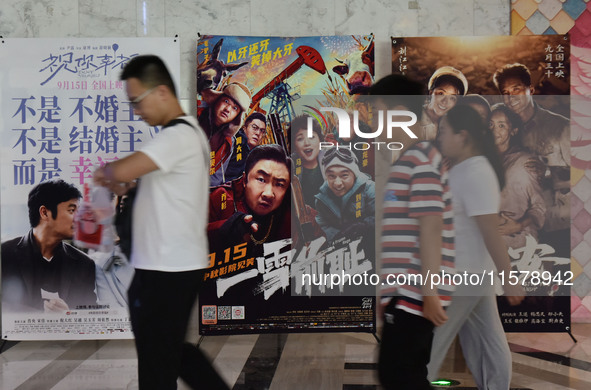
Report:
130,88,155,108
247,123,266,135
322,147,358,166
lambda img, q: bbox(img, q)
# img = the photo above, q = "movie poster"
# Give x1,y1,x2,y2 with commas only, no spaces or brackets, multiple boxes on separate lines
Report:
0,38,180,340
391,35,571,332
197,34,376,335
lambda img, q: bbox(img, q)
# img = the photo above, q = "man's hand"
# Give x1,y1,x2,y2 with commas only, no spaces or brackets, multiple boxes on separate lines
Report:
503,283,525,306
219,212,258,243
44,298,69,313
93,165,110,187
93,165,136,196
422,295,448,327
498,211,522,236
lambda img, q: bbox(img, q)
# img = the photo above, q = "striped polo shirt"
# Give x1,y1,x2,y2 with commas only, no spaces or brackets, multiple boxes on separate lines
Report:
380,141,455,317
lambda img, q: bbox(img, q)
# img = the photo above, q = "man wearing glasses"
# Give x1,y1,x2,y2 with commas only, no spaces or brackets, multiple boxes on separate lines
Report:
224,112,267,182
93,55,228,390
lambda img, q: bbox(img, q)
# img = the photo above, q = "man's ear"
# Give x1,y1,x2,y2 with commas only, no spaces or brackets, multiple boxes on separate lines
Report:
39,205,50,221
459,129,470,145
156,84,169,99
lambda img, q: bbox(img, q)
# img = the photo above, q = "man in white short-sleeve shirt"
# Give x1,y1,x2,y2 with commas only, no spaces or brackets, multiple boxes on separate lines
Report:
93,55,228,390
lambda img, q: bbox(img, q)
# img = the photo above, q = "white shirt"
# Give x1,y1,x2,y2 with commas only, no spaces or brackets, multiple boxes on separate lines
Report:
449,156,500,274
131,115,211,271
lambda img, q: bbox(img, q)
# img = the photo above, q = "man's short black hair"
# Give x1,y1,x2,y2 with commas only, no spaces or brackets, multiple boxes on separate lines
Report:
245,112,267,127
462,94,491,110
493,63,532,92
368,74,425,117
120,55,177,97
461,94,491,117
28,180,82,227
244,144,292,181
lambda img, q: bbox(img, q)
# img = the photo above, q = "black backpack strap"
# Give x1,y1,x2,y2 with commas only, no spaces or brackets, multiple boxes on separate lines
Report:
163,117,195,129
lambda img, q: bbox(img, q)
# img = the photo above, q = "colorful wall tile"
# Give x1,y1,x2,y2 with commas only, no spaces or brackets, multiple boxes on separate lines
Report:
512,0,591,323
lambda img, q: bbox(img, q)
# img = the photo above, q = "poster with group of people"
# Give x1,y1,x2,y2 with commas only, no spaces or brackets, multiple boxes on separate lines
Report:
1,34,575,341
391,35,572,332
197,34,377,334
0,38,180,340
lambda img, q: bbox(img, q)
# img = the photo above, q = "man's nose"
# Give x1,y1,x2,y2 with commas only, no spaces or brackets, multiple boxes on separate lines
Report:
262,183,274,198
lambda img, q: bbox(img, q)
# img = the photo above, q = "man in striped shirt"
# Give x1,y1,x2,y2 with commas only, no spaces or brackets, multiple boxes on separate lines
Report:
370,75,455,390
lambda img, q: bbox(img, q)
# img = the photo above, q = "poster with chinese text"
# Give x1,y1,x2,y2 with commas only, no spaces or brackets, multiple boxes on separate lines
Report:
197,34,376,335
391,35,571,332
0,37,180,340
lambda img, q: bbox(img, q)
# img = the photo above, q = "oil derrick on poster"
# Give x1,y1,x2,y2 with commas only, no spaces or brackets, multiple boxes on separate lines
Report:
391,35,571,332
197,34,376,335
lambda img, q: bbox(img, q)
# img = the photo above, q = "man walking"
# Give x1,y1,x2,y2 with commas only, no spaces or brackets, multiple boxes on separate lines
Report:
94,55,228,390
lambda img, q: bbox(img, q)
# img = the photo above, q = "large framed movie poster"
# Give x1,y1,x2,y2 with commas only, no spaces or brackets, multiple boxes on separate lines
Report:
197,34,377,335
0,37,180,340
391,35,571,332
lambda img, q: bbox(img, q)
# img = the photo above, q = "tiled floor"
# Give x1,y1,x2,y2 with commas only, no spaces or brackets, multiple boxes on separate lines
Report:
1,321,591,389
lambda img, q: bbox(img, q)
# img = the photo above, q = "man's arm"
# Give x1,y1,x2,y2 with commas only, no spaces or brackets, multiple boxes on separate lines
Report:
475,214,525,306
93,151,158,193
418,214,448,327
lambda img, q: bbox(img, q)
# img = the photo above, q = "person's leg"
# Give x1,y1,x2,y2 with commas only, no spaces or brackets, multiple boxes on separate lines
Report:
128,270,176,390
179,343,230,389
178,270,229,390
427,284,480,382
378,304,435,390
458,292,512,390
128,270,201,390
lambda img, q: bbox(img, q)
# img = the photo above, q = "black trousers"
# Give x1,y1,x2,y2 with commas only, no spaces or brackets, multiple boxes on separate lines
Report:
128,269,229,390
378,301,435,390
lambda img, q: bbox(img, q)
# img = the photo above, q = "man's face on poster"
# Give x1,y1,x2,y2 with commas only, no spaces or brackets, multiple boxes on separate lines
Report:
213,95,241,127
244,159,290,216
500,77,534,116
325,165,355,198
244,119,266,149
47,198,79,240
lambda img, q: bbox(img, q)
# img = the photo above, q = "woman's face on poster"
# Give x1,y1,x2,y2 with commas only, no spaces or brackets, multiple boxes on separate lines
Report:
489,110,515,154
294,128,320,167
428,82,460,118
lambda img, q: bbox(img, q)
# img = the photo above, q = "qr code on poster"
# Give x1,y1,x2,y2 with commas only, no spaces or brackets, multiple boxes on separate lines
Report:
218,306,231,320
202,305,217,324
